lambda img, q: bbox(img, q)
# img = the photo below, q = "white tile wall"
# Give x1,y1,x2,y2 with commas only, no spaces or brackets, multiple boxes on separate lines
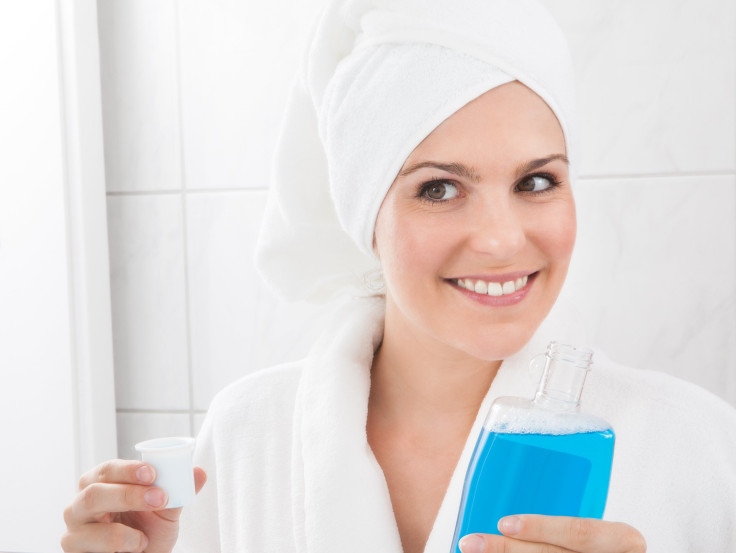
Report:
185,191,268,408
176,0,330,190
107,195,190,410
186,191,331,410
543,0,736,176
116,412,192,460
100,0,736,456
563,174,736,399
97,0,183,192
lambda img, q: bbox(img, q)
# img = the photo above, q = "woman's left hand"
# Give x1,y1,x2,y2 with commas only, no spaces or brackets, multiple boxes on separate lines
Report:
458,515,646,553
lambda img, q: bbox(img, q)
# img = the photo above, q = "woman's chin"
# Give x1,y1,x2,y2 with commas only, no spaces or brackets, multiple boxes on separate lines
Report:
450,327,539,363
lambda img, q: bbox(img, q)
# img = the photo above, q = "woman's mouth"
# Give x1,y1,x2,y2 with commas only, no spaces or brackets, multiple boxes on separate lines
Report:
445,272,537,306
454,274,531,296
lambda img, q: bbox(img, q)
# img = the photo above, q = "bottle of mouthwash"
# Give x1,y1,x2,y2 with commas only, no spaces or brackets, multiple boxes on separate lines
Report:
451,342,615,553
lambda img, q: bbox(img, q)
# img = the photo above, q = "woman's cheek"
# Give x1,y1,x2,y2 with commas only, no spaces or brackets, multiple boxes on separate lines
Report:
557,204,577,259
532,199,577,261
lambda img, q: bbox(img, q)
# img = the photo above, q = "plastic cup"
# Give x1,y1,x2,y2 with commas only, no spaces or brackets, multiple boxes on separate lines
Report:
134,437,196,508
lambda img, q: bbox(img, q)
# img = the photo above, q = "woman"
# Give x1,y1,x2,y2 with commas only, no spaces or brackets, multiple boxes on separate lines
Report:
61,1,736,552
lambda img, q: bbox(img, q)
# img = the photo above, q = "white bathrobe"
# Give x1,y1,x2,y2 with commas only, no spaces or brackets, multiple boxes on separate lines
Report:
176,297,736,553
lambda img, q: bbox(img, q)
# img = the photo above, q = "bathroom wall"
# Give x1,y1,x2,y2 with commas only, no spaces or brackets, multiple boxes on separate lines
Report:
97,0,736,458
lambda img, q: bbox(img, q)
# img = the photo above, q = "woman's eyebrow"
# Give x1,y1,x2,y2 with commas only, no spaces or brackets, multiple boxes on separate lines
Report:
398,154,569,181
515,153,569,177
398,161,481,182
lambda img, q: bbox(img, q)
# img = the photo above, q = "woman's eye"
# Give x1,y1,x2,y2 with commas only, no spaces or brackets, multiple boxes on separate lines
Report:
422,181,459,201
517,175,556,193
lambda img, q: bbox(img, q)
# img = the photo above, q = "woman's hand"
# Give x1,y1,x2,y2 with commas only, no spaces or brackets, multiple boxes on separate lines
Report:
458,515,646,553
61,459,207,553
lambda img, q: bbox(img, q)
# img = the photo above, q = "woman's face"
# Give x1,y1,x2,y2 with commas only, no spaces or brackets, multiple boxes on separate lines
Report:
373,81,576,361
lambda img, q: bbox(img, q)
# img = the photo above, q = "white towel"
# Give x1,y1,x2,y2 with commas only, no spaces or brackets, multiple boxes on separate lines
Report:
255,0,577,302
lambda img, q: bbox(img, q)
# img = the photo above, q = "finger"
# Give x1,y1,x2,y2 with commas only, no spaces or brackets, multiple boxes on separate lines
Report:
459,533,575,553
60,522,148,553
496,515,647,553
67,482,168,525
194,466,207,493
78,459,157,490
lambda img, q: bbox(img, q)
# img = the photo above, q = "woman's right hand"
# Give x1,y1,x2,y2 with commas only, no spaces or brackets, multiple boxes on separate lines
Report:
61,459,207,553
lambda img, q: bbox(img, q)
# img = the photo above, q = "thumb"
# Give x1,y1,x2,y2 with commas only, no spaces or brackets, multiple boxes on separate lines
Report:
193,466,207,493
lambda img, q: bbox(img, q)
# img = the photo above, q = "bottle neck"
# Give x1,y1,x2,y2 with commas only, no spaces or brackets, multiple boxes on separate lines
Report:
533,342,593,412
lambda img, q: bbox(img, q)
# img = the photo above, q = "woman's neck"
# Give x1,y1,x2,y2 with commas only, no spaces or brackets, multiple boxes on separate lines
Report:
370,298,502,432
367,298,502,553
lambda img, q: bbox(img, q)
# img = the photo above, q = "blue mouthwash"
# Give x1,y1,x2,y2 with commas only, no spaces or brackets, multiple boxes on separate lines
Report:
451,342,615,553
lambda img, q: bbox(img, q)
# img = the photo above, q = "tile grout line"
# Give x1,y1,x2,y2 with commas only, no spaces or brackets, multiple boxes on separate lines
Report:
104,170,736,196
578,170,736,181
117,408,208,415
171,0,197,438
107,187,270,196
733,10,736,408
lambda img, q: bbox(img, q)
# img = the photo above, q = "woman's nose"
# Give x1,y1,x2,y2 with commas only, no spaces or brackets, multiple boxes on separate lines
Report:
466,203,526,260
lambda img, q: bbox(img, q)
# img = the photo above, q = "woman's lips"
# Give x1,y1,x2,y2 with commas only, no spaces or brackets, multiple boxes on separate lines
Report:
447,272,537,305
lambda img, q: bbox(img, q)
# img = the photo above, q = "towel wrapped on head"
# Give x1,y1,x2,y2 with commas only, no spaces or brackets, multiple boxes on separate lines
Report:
255,0,577,302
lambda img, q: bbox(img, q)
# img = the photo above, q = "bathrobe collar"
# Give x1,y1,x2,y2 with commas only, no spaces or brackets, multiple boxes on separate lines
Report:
291,296,551,553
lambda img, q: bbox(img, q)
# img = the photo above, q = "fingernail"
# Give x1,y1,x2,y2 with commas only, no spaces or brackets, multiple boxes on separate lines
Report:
139,533,149,552
136,465,155,484
144,488,167,507
458,534,485,553
498,515,521,535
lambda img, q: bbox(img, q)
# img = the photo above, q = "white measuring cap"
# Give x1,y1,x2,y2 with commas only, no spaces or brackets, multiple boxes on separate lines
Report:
135,437,196,508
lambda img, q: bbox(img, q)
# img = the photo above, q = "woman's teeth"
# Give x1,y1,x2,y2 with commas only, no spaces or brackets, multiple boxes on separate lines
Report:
456,275,529,296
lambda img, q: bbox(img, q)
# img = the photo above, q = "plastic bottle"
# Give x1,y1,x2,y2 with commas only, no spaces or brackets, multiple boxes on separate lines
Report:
450,342,615,552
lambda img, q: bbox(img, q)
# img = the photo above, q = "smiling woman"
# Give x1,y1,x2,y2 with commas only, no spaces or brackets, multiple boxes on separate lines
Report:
61,1,736,553
180,0,735,550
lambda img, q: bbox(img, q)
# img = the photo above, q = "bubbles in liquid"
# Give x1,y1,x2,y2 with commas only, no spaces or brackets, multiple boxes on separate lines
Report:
485,399,611,435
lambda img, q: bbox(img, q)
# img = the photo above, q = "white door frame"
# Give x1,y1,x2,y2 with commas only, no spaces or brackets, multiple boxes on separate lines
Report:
57,0,118,476
0,1,116,550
